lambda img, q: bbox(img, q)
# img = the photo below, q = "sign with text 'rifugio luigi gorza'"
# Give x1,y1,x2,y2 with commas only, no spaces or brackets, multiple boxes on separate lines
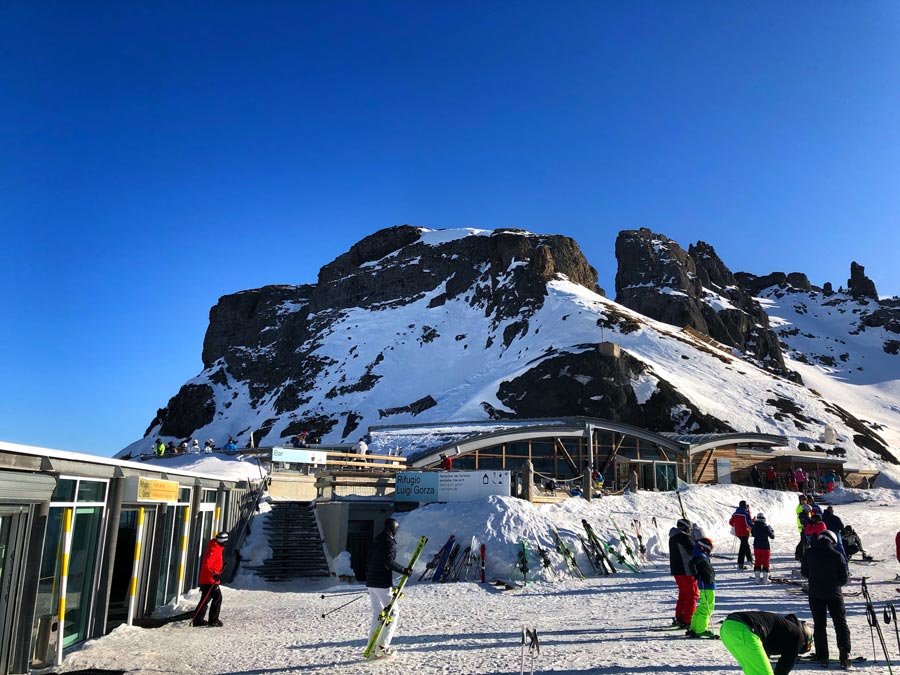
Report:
394,470,510,503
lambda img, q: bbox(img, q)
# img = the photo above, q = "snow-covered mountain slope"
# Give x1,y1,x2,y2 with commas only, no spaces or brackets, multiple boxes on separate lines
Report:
119,226,900,480
758,285,900,455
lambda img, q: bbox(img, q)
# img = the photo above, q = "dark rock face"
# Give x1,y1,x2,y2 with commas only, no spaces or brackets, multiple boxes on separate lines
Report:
848,261,878,300
145,383,216,439
734,271,813,296
494,346,732,434
615,229,788,373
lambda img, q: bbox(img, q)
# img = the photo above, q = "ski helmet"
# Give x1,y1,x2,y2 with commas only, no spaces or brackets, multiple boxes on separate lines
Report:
697,537,714,553
820,530,838,545
756,513,766,521
384,518,399,535
215,532,229,544
676,518,691,532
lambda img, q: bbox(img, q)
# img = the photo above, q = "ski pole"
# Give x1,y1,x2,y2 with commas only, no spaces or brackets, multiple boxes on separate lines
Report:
886,602,900,659
320,590,366,599
191,583,217,623
321,594,364,619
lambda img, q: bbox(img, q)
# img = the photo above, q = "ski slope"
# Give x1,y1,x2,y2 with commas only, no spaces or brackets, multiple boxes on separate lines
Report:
61,484,900,675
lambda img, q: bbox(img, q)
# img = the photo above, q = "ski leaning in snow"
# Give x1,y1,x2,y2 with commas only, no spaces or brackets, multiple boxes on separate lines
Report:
552,527,584,579
439,542,461,582
363,535,428,660
418,535,453,581
536,544,556,579
422,535,454,582
609,514,641,569
480,543,486,583
582,519,616,574
517,540,530,585
885,602,900,660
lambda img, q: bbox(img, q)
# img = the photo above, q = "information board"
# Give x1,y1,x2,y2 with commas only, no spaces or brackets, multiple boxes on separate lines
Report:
394,470,510,503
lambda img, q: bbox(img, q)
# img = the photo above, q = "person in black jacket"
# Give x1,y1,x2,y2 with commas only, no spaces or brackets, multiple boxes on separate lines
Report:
800,529,852,668
668,518,697,628
720,611,812,675
751,513,775,584
366,518,413,657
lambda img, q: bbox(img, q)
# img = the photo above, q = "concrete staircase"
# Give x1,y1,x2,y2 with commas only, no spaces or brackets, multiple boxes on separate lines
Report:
243,501,331,581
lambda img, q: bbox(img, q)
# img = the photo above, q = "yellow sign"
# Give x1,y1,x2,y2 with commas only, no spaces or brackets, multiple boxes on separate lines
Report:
136,477,179,503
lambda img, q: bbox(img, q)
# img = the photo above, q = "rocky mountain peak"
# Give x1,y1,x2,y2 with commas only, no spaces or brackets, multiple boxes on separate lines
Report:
848,261,878,300
614,228,788,374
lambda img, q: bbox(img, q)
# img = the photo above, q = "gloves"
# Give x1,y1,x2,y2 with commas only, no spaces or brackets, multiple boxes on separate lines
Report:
403,567,413,577
213,573,221,582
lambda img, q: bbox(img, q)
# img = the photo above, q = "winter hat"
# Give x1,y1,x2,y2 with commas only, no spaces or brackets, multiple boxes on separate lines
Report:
697,537,714,553
820,530,838,545
756,513,766,521
676,518,691,531
215,532,229,544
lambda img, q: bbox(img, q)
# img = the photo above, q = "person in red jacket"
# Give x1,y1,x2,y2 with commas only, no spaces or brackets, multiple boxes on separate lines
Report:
729,500,754,570
193,531,228,627
439,453,453,471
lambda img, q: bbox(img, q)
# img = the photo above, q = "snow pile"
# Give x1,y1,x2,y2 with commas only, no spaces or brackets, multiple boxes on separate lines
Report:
136,453,268,483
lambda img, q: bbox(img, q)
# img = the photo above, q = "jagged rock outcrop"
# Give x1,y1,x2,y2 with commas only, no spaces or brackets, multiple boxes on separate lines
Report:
143,226,601,444
615,229,788,374
848,261,878,300
734,271,813,297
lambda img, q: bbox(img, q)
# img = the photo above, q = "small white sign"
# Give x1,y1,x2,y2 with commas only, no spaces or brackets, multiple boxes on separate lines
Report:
271,446,327,465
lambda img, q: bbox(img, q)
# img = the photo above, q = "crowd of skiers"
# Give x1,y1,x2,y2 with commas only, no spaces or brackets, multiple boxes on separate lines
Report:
667,493,877,673
151,437,238,456
751,465,842,494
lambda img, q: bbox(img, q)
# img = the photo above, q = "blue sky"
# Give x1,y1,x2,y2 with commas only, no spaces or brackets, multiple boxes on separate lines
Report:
2,2,898,457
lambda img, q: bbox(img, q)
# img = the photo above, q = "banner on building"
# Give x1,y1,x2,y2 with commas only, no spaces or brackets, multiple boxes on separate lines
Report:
124,476,180,503
394,470,509,503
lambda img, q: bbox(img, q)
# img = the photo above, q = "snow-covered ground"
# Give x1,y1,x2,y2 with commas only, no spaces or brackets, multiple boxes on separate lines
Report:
61,485,900,674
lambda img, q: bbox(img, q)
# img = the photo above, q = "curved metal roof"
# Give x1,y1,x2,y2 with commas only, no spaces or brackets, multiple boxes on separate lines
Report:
365,418,791,468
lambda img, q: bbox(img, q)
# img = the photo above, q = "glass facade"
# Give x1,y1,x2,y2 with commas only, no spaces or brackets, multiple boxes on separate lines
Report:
424,428,688,491
32,477,108,666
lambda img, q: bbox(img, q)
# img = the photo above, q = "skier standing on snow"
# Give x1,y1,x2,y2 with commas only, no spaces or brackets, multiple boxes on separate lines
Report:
193,531,228,627
729,500,754,570
765,465,777,490
800,529,852,668
751,513,775,583
668,518,697,628
688,537,717,638
720,611,813,675
366,518,413,658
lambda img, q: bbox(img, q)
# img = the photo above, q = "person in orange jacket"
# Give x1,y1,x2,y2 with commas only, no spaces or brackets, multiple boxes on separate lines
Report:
193,531,228,627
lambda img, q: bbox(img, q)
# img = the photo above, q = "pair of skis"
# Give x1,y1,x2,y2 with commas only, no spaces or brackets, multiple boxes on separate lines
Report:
553,527,585,579
581,520,616,575
363,536,428,659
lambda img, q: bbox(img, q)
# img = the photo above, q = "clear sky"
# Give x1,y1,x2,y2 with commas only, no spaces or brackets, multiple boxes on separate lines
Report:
2,2,899,457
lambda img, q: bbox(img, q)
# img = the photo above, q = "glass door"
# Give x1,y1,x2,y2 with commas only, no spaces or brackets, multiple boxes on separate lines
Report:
61,506,103,649
0,509,26,674
655,462,677,492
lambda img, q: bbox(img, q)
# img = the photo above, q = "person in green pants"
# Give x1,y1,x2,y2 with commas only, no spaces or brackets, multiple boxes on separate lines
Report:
720,611,813,675
688,537,716,637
